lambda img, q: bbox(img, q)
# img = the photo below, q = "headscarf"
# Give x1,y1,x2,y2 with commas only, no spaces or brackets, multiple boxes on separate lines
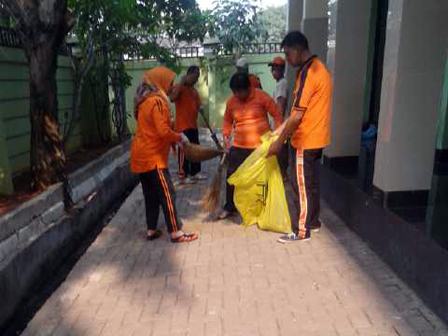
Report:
134,66,176,119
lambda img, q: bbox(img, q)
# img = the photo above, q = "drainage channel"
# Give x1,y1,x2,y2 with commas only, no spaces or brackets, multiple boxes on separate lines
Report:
0,184,136,336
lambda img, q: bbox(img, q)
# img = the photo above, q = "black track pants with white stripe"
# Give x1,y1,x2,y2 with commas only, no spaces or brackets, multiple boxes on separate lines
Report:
289,147,323,238
140,169,182,233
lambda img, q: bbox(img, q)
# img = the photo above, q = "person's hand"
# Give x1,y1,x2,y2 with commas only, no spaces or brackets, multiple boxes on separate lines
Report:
266,139,282,158
272,128,281,137
171,144,178,155
273,120,287,136
268,131,277,139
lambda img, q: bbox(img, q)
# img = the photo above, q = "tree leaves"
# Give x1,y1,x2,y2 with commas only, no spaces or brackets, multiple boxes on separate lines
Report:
69,0,207,69
206,0,267,56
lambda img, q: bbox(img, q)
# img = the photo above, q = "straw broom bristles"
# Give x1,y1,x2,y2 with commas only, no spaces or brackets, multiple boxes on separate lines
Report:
202,153,227,213
184,143,222,162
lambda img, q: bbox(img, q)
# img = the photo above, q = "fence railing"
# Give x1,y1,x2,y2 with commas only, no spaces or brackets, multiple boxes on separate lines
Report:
126,46,202,61
243,43,282,54
0,27,281,60
175,46,201,58
126,42,281,61
0,26,71,55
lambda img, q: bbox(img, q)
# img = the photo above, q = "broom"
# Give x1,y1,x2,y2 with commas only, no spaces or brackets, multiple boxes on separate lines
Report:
201,152,227,213
183,143,222,162
198,107,224,151
197,108,228,214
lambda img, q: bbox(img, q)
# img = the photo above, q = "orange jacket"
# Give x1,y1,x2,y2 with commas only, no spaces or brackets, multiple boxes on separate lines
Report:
131,96,181,172
223,89,283,149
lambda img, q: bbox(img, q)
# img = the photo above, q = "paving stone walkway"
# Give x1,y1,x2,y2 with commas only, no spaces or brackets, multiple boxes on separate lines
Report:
21,136,448,336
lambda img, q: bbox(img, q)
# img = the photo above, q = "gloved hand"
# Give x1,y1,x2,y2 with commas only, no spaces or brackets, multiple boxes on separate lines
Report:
180,133,190,144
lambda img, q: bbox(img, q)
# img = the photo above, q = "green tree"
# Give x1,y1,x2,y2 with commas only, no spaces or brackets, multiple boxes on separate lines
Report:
207,0,267,56
0,0,75,205
0,0,206,199
67,0,207,141
258,5,287,42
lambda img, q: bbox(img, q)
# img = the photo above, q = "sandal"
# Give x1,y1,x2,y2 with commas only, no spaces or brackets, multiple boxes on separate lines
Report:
171,232,199,243
147,229,163,241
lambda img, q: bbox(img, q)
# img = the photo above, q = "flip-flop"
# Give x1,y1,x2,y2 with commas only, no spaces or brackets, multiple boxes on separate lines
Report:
171,232,199,243
147,229,163,241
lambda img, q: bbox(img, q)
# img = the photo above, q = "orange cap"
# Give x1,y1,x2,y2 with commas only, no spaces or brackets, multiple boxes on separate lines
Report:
268,56,285,67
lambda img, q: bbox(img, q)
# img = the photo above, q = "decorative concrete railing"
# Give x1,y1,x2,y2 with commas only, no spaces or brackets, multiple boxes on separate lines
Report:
126,42,282,60
0,26,71,55
243,43,282,54
0,26,20,48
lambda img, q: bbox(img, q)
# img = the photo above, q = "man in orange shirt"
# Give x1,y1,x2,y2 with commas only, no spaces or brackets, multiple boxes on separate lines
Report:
219,72,283,220
170,65,207,184
267,31,332,242
131,66,198,243
236,58,263,90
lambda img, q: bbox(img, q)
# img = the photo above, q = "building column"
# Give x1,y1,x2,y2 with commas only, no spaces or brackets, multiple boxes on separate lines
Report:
285,0,328,116
285,0,304,117
373,0,448,202
287,0,303,33
302,0,328,62
324,0,374,167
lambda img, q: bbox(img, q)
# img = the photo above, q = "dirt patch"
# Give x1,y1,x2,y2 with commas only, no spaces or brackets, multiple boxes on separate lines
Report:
0,141,121,217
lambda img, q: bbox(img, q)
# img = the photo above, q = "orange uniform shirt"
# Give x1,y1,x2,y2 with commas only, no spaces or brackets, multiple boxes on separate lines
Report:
223,89,283,149
173,84,201,132
290,57,332,150
249,74,262,90
131,96,181,173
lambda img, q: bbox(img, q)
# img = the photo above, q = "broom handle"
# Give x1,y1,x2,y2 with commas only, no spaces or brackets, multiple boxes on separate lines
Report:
199,108,224,151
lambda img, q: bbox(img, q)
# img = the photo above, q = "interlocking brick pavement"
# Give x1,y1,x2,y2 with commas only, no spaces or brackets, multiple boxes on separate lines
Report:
21,134,448,336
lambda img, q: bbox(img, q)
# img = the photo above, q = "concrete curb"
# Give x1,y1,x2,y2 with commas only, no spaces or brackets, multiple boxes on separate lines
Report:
0,140,138,329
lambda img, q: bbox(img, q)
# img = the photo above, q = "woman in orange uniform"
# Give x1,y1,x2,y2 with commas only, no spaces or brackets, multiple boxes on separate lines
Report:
131,66,199,243
219,72,283,220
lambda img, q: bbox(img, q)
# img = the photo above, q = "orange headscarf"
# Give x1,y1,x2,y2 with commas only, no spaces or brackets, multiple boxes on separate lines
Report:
134,66,176,119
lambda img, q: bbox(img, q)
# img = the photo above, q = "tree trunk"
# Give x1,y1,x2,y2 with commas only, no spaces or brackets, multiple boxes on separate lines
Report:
25,38,67,193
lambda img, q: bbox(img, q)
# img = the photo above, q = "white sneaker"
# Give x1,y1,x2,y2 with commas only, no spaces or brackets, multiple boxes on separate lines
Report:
192,172,208,181
180,177,196,184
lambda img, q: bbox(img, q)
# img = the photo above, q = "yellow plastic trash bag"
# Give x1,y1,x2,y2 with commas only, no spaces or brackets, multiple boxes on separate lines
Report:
228,134,292,233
